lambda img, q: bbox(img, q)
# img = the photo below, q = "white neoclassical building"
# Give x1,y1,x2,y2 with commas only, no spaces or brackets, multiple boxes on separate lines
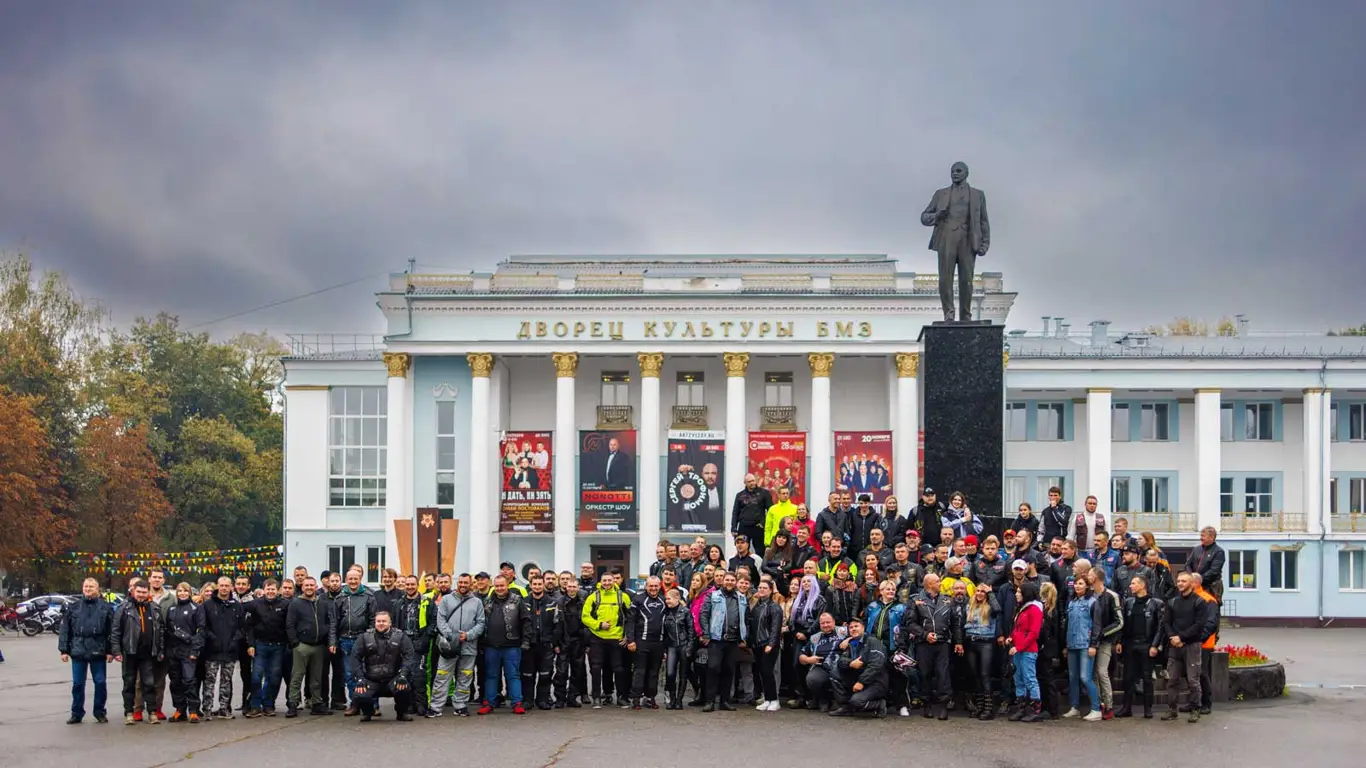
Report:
282,255,1366,622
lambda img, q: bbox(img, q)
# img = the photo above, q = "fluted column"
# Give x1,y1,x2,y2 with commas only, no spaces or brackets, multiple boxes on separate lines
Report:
467,353,494,573
1195,388,1222,532
1086,388,1113,516
638,352,664,576
723,352,749,552
809,353,834,509
895,353,920,500
552,353,579,572
383,352,411,572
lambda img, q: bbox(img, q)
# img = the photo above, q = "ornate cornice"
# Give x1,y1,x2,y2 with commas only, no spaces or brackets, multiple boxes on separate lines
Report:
809,353,835,378
637,352,664,378
382,352,411,378
552,352,579,378
466,353,494,378
894,352,919,378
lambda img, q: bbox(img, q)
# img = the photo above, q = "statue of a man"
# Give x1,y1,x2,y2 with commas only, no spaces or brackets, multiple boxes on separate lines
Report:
921,161,990,322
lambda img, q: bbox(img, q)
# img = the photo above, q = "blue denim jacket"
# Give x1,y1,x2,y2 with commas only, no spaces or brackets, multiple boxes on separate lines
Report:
1065,595,1096,650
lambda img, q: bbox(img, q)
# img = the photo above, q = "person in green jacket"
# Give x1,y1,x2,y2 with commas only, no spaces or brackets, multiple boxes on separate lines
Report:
764,486,799,548
580,571,632,708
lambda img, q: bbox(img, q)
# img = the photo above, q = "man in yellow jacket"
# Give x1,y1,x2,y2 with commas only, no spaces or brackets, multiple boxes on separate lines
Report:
580,571,632,708
763,486,799,548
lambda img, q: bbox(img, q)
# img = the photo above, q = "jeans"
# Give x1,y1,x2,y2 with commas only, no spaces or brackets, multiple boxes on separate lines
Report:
250,642,286,710
1094,641,1115,708
484,647,523,706
1013,651,1040,699
1067,649,1099,711
337,637,358,703
71,658,108,719
704,640,739,704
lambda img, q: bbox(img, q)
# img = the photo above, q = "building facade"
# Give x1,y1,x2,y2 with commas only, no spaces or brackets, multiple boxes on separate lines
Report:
282,255,1366,621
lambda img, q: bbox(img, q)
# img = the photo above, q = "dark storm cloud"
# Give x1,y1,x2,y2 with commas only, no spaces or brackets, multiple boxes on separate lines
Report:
2,1,1364,335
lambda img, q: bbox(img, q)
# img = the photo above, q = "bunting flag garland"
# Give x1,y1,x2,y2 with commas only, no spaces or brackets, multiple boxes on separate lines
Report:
36,545,285,576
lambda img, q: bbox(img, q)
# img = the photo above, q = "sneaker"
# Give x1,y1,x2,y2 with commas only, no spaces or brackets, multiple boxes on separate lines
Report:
170,711,185,723
512,703,526,715
1161,710,1180,721
1062,707,1081,718
898,706,910,717
592,698,603,710
309,707,334,716
148,713,162,725
343,707,358,717
1102,707,1114,721
188,713,201,723
124,714,136,725
766,701,781,712
218,710,236,720
425,710,443,719
618,698,631,709
155,711,167,722
95,715,108,724
244,709,264,719
603,695,614,706
477,702,495,715
754,700,769,711
1187,710,1201,723
285,709,298,719
1199,706,1212,715
455,708,470,717
264,708,277,717
1083,710,1103,722
132,711,143,723
66,716,82,725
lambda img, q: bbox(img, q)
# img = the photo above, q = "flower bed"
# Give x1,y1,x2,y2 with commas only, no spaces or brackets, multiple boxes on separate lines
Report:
1218,644,1285,700
1220,643,1269,668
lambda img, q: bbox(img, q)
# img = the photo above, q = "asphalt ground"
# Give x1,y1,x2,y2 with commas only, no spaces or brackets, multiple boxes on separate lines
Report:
2,627,1363,768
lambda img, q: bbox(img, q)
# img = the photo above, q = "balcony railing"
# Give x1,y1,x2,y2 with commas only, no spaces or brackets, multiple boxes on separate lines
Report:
596,405,634,429
759,406,797,431
1127,511,1198,533
671,405,709,429
1220,510,1308,533
1330,513,1366,533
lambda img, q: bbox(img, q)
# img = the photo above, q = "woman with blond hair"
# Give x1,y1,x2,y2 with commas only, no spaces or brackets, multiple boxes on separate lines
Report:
166,582,205,722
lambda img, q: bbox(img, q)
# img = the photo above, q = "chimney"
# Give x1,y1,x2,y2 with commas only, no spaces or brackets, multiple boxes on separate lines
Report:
1053,317,1066,337
1089,319,1111,347
1236,314,1249,338
1059,321,1071,337
1041,316,1052,337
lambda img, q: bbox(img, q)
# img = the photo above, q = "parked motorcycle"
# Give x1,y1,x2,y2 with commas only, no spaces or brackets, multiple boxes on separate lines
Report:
17,602,64,636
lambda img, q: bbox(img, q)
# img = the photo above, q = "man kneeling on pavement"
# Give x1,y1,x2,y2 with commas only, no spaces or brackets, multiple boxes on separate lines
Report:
348,610,419,722
828,617,890,718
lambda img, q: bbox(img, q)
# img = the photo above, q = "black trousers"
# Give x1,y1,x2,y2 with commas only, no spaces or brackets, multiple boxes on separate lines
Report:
169,655,201,716
832,668,886,712
554,638,585,703
354,678,414,717
1199,648,1213,710
237,641,253,708
588,638,628,699
804,664,832,706
630,640,665,699
521,643,555,706
1037,652,1060,715
967,639,998,696
779,636,799,696
885,667,909,709
121,654,157,715
1121,646,1155,710
704,640,739,703
916,643,952,703
755,645,779,702
735,525,764,552
326,645,347,706
664,647,689,703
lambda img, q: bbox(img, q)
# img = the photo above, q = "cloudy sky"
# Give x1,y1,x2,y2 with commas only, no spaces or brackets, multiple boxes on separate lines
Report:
3,2,1364,338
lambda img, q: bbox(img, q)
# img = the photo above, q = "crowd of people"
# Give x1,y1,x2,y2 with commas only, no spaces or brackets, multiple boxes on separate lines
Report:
50,480,1229,727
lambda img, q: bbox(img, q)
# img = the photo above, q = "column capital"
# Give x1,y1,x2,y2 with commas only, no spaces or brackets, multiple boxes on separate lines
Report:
894,352,920,378
1002,350,1010,369
809,352,835,378
466,353,494,378
1086,387,1112,394
1303,387,1327,395
551,352,579,378
1195,388,1222,394
723,352,750,378
637,352,664,378
382,352,411,378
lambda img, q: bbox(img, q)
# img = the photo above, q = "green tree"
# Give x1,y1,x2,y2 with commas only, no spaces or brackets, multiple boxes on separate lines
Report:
164,416,261,549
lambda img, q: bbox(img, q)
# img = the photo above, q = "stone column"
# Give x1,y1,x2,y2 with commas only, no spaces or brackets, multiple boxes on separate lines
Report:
638,352,664,576
809,353,835,510
383,352,411,571
552,352,579,572
1086,388,1112,516
723,352,749,551
1195,388,1222,533
1321,389,1333,533
1303,388,1325,535
894,353,920,500
466,353,494,573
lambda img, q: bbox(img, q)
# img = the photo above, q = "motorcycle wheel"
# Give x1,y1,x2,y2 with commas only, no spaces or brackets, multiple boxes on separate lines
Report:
21,618,42,637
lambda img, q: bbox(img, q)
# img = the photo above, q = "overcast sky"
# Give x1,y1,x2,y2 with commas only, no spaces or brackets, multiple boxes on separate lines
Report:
3,2,1364,338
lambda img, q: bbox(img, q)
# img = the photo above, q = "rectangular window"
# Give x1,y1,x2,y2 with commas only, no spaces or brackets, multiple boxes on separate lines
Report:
1331,403,1339,442
1005,476,1026,516
1037,403,1065,441
1220,404,1234,442
1352,404,1365,442
600,371,630,406
1006,403,1027,441
1140,403,1171,441
1037,476,1064,507
1220,477,1234,515
1269,550,1298,591
436,400,457,506
328,545,356,576
676,371,705,407
1244,402,1274,441
1228,550,1257,590
1141,476,1170,513
1111,404,1130,442
1244,477,1274,515
1351,478,1366,515
764,372,793,407
1341,550,1366,591
1112,477,1131,514
1329,477,1338,516
366,546,386,583
328,387,387,508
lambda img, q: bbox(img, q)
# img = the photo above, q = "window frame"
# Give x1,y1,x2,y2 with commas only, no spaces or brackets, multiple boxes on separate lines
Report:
1005,402,1028,442
1140,402,1171,441
1111,403,1131,442
600,371,631,407
1351,403,1365,442
1269,549,1298,592
1244,402,1275,441
366,545,386,583
436,400,458,507
1140,475,1170,513
1036,402,1065,442
327,387,388,508
1220,404,1234,442
1243,476,1274,516
328,545,357,575
764,372,794,408
675,371,705,407
1227,549,1257,591
1340,550,1366,592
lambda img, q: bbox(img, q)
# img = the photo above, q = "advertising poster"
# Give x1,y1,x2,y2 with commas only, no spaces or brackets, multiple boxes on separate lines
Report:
834,430,894,508
578,430,638,532
747,431,806,506
665,430,726,533
499,431,553,532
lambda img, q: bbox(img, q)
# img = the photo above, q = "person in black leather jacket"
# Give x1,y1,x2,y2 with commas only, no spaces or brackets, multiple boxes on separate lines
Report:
749,581,784,710
349,611,418,722
523,575,563,710
1113,545,1155,600
166,583,206,721
901,573,961,720
910,489,947,542
58,578,116,724
555,577,587,708
480,576,533,715
829,617,889,717
625,576,666,709
111,582,165,724
662,587,696,709
1117,575,1166,718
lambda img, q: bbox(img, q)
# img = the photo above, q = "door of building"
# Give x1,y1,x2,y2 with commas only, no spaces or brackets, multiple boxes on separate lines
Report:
590,545,630,581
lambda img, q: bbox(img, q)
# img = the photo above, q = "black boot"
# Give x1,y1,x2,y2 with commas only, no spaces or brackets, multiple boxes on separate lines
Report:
1142,679,1155,719
1021,699,1045,722
979,694,997,720
1007,700,1027,722
1115,693,1133,718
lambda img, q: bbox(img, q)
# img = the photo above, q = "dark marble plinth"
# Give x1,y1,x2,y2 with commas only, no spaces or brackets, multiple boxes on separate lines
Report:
919,323,1005,534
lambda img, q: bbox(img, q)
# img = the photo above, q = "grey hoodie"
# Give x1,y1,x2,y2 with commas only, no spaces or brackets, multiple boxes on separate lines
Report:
436,590,487,654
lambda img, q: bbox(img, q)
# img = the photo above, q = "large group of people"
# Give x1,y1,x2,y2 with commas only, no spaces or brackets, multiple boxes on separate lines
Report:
51,480,1229,727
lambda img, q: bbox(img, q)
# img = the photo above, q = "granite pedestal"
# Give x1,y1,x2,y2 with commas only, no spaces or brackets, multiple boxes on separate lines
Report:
918,322,1005,536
